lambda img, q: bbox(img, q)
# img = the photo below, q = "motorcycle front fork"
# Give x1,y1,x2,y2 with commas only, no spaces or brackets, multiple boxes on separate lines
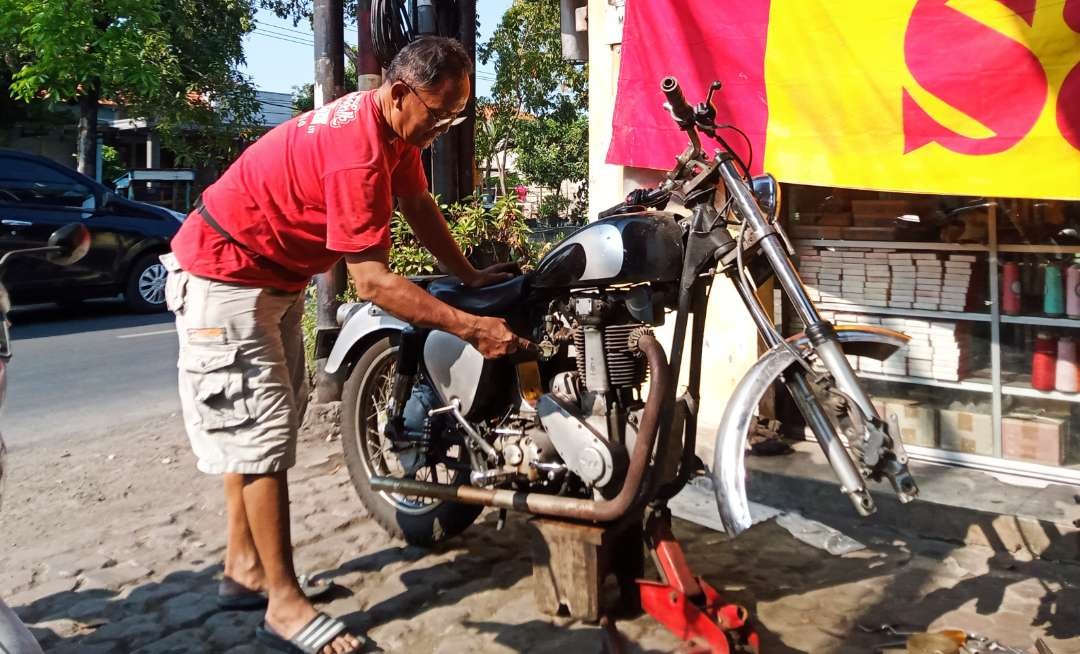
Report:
717,159,919,513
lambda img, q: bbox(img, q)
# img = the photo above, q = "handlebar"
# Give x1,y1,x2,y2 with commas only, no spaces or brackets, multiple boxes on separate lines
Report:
661,76,695,128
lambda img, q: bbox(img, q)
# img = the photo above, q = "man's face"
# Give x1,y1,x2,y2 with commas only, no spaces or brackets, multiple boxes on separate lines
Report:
390,74,471,149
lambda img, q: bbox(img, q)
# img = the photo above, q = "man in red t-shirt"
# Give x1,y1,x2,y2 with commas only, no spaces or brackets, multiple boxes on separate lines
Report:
162,37,527,653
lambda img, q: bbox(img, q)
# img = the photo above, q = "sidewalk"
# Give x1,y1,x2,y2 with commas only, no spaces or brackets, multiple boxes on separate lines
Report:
0,409,1077,653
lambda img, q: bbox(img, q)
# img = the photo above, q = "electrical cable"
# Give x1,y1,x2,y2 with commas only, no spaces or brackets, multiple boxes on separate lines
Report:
255,25,315,44
717,124,753,178
371,0,413,69
371,0,461,69
251,29,315,47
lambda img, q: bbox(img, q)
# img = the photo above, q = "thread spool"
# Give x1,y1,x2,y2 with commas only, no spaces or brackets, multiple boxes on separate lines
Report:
1056,337,1078,392
1068,259,1080,318
1032,332,1057,391
1002,261,1021,315
1044,264,1065,316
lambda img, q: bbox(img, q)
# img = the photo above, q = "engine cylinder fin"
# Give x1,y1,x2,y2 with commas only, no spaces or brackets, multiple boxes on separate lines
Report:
574,323,649,389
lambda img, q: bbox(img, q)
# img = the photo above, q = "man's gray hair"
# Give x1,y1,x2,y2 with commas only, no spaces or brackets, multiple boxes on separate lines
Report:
386,36,472,89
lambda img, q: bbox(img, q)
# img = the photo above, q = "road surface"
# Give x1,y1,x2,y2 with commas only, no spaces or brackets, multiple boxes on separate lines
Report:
2,300,181,450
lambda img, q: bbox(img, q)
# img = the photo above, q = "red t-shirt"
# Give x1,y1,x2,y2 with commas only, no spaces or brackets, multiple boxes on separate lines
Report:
171,90,428,292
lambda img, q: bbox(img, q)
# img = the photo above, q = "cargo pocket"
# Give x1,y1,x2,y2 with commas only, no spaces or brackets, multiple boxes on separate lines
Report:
181,344,251,430
161,254,187,314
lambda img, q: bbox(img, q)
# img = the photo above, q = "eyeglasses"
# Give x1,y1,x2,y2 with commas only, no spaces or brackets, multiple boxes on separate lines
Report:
403,82,468,128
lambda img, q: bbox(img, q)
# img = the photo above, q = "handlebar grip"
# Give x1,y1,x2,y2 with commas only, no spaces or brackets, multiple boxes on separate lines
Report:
661,76,695,125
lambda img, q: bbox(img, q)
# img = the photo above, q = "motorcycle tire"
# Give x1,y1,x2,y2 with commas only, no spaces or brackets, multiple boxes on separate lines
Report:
341,335,483,547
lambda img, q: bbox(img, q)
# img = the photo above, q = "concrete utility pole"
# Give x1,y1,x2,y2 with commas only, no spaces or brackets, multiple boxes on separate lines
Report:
312,0,347,403
429,0,476,204
456,0,477,200
356,0,382,91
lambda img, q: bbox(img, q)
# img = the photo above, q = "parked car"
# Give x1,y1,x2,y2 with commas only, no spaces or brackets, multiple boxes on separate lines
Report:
0,149,184,312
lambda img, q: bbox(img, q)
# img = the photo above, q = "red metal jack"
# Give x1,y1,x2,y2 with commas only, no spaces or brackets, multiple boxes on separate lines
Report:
637,508,760,654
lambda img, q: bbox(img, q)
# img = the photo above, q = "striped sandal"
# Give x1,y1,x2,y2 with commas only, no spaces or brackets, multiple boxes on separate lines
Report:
255,612,363,654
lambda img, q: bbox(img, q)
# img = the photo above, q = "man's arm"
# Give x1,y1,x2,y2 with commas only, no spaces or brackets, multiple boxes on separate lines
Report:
345,247,531,358
397,192,520,288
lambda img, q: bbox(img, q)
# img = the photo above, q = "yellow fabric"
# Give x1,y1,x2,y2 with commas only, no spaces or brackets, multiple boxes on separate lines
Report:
763,0,1080,200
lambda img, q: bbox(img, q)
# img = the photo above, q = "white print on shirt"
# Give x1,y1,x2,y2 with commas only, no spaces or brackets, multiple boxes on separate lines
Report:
330,93,364,128
300,104,334,134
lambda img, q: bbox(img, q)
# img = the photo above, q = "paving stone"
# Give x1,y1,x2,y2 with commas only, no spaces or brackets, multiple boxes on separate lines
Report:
433,631,502,654
26,617,84,646
44,552,116,580
159,592,218,630
63,596,115,621
0,566,35,593
84,614,155,643
6,577,80,621
49,640,123,654
131,627,209,654
203,610,262,651
123,581,189,611
80,563,154,591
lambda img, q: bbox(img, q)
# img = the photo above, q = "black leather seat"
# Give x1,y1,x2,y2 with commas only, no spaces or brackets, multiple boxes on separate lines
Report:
426,275,528,317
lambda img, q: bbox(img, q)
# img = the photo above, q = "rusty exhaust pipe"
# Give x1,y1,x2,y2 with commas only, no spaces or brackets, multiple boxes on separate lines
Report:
370,334,672,522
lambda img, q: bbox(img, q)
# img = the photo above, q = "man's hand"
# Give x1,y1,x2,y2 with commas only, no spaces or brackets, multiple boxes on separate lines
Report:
463,262,521,288
465,315,535,359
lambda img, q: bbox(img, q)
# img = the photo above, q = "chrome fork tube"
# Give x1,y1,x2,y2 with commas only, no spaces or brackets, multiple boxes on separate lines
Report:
719,160,877,420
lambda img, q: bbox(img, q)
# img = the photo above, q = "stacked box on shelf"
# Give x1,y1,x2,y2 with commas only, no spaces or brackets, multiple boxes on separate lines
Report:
899,319,974,382
800,247,980,312
913,253,943,310
887,252,916,308
942,255,976,311
1002,412,1068,465
879,317,910,375
940,403,994,455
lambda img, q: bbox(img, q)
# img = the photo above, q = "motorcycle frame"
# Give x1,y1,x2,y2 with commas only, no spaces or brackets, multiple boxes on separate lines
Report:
650,145,918,532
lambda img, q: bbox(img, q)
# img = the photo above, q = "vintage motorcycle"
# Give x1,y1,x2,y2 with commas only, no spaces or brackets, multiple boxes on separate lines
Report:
0,221,90,654
325,77,919,551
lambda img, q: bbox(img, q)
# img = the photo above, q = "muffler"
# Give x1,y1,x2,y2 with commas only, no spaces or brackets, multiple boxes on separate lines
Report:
370,334,672,522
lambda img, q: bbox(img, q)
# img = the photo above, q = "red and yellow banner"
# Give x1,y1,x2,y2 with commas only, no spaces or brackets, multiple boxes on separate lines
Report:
607,0,1080,201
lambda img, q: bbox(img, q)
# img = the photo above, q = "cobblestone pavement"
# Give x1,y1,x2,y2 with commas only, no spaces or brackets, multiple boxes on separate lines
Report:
1,406,1078,653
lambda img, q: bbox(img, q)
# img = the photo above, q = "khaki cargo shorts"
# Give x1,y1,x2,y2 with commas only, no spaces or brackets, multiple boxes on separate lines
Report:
161,253,308,474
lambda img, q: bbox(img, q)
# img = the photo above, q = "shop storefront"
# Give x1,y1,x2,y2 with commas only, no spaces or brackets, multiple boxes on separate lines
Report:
784,190,1080,484
592,0,1080,483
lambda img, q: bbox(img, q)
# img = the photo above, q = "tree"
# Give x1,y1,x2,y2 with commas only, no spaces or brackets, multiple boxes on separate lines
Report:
0,0,260,177
478,0,587,204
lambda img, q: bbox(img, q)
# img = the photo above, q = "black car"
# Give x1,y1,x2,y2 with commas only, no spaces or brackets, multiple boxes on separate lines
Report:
0,149,183,312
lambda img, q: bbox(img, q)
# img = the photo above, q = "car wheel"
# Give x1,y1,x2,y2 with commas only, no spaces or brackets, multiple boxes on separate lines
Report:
125,253,168,313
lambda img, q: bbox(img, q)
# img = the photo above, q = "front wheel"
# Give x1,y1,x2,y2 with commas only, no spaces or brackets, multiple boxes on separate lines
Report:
340,335,483,547
124,252,168,313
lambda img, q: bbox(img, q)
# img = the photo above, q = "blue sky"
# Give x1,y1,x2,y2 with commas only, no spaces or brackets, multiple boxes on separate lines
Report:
241,1,513,96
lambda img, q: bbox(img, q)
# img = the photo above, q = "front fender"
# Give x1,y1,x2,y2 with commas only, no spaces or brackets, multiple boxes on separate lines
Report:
324,302,408,374
712,325,909,536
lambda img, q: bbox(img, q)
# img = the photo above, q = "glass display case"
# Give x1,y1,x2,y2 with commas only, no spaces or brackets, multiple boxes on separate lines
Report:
780,184,1080,482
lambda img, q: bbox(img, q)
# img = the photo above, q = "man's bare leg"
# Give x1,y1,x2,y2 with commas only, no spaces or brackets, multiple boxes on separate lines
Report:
220,473,266,596
242,471,360,654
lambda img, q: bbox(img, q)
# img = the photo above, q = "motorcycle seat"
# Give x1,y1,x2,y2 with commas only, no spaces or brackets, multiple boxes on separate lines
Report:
426,274,528,317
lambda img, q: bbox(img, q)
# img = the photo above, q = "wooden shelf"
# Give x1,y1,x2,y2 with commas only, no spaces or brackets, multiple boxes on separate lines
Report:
816,302,992,322
794,239,989,252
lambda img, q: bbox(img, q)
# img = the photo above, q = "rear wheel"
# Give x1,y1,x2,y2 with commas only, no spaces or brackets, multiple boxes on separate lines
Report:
124,252,168,313
341,335,483,547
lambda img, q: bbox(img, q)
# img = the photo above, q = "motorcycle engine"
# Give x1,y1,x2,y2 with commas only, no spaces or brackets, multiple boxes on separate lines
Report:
533,293,653,494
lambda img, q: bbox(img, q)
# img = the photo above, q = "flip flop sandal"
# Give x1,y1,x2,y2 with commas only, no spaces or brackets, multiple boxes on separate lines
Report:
255,612,363,654
217,575,335,610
